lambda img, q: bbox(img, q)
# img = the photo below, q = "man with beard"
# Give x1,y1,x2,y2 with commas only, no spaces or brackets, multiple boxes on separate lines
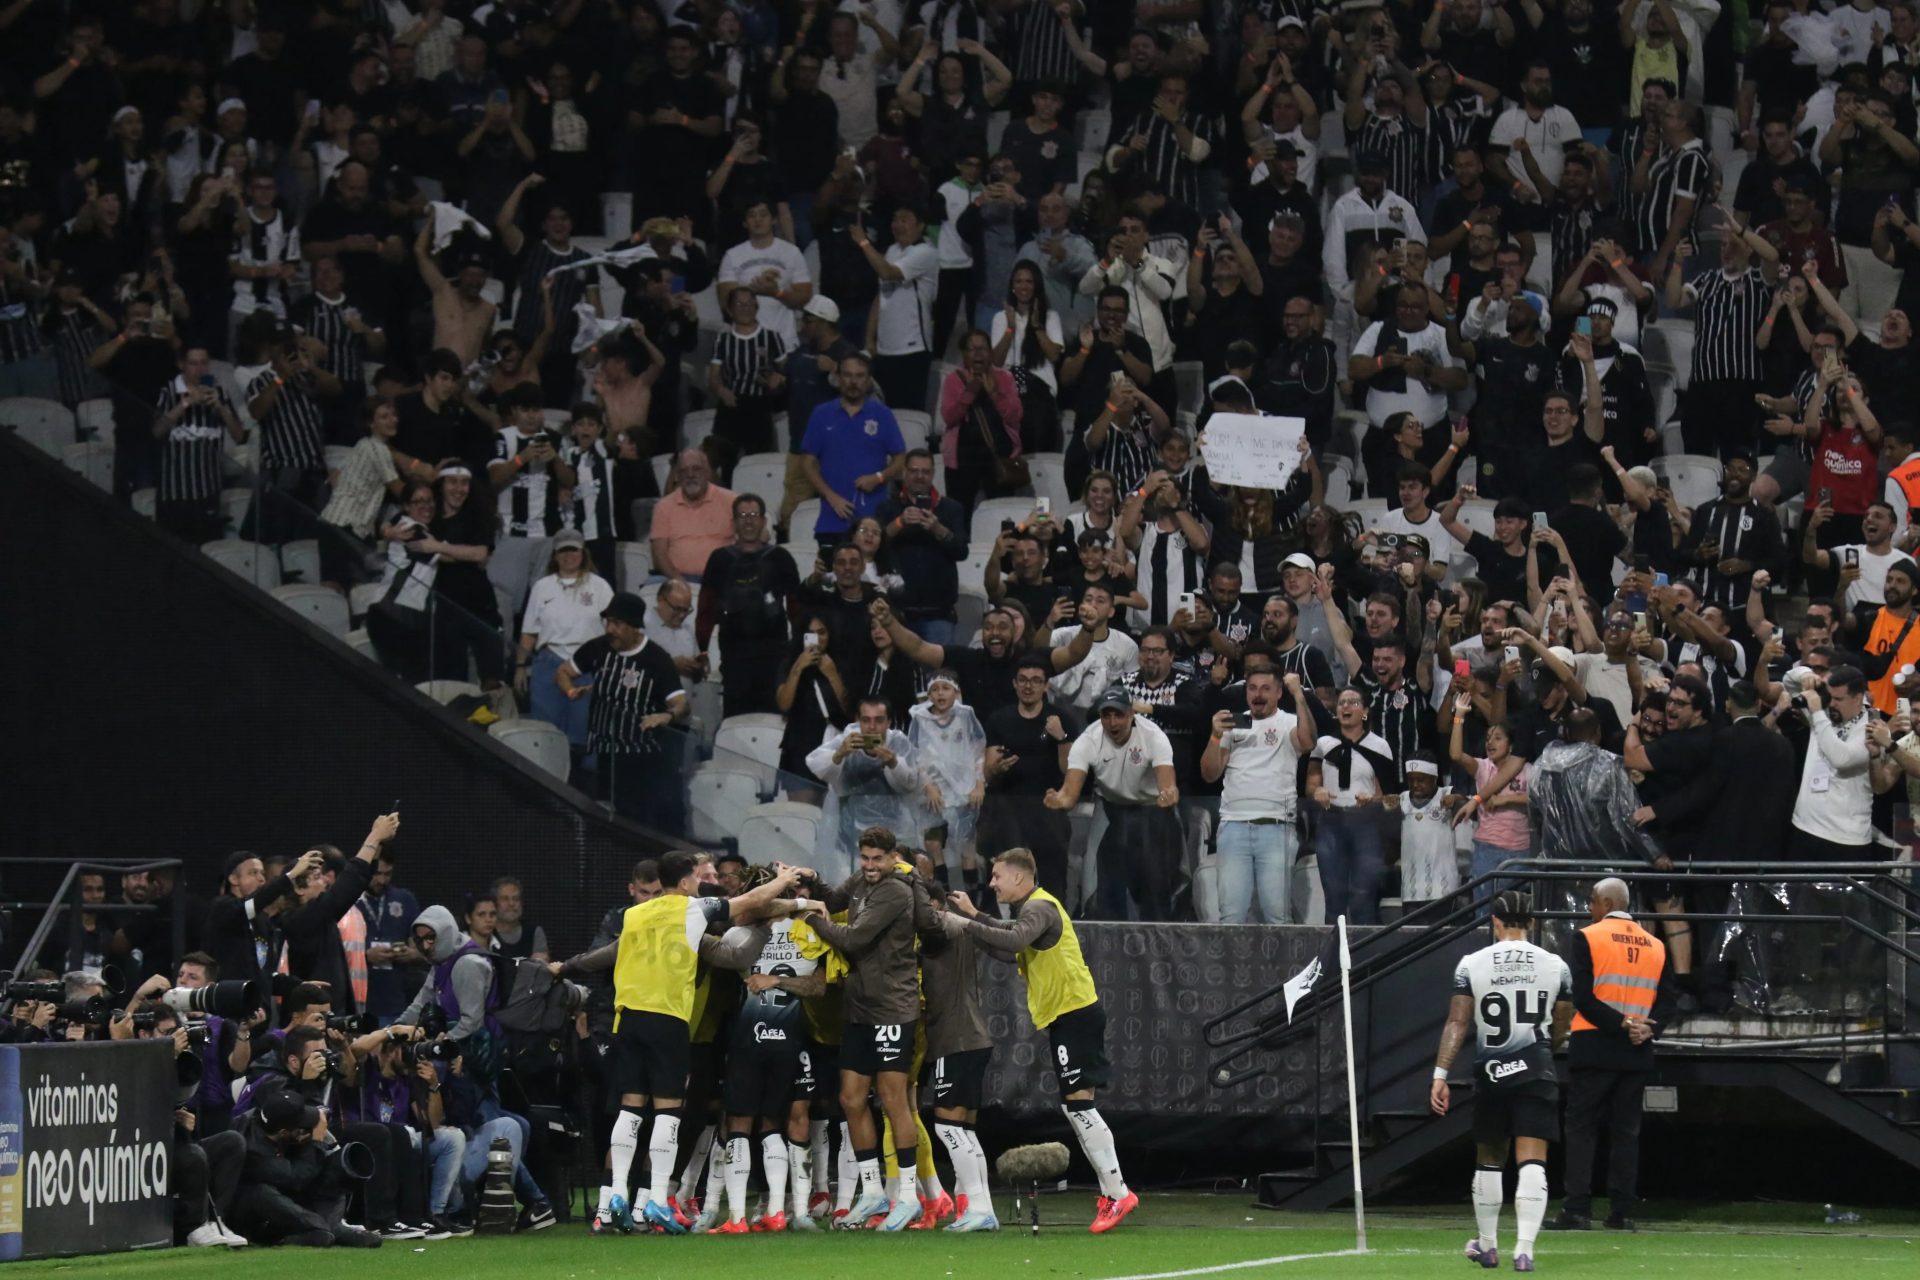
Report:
986,529,1074,630
1324,152,1427,312
1555,299,1656,481
1120,625,1210,862
1049,584,1142,716
1264,295,1337,451
1677,451,1784,617
1048,686,1182,922
300,161,404,335
980,654,1075,895
1205,564,1261,654
1542,151,1616,290
1469,300,1556,498
1489,62,1582,204
1428,147,1518,261
1845,557,1920,713
1519,376,1608,514
802,541,884,677
873,596,1096,723
1349,284,1468,460
1258,594,1339,703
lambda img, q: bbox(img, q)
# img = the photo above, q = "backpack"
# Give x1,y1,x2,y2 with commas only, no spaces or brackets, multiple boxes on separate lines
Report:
718,546,790,643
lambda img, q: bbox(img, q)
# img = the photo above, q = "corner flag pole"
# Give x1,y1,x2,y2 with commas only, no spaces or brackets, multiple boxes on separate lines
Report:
1336,914,1368,1253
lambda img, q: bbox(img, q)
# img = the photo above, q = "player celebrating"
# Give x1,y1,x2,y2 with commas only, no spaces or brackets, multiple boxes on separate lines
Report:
714,864,834,1234
555,852,801,1235
944,848,1138,1234
916,856,995,1230
1429,891,1573,1274
802,826,933,1231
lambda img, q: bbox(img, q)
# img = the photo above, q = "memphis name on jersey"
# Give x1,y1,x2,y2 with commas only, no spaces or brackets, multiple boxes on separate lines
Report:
1453,940,1572,1068
735,918,820,1049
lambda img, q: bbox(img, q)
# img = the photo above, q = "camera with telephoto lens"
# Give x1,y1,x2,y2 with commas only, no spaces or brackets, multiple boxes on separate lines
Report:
402,1038,455,1067
4,979,64,1005
326,1140,375,1181
417,1004,449,1038
162,978,268,1020
318,1048,346,1079
325,1012,377,1036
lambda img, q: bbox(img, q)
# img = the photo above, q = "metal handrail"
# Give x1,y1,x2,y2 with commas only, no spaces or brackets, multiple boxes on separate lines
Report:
4,858,184,978
1204,858,1915,1087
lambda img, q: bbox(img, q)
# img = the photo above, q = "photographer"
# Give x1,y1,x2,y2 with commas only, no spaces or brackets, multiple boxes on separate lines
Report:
1,969,64,1043
239,1024,418,1239
127,999,248,1248
231,1090,383,1248
397,905,557,1230
120,953,257,1135
54,971,111,1040
342,1021,456,1237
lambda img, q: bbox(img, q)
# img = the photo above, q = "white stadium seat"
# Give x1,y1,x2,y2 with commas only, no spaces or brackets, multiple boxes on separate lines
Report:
489,718,572,781
269,583,352,638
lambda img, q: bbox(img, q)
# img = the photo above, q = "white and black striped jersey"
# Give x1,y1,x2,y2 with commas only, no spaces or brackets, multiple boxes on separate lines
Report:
1420,97,1490,193
563,438,615,542
1114,109,1214,211
712,323,788,398
1129,520,1205,631
231,206,302,317
574,633,688,754
1451,940,1571,1065
0,276,45,364
1635,138,1710,259
1548,196,1605,285
1352,111,1427,205
494,425,565,537
512,239,599,347
1078,411,1157,495
155,374,235,502
44,307,109,407
290,291,367,393
1003,0,1076,85
1683,267,1769,383
246,367,327,470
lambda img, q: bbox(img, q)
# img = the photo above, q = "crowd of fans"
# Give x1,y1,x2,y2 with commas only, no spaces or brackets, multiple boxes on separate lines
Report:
5,2,1920,1008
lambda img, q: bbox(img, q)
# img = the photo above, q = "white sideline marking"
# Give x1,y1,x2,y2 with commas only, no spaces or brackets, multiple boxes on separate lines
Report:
1098,1248,1368,1279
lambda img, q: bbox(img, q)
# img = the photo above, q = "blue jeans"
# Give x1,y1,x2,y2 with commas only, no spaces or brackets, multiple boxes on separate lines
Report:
1216,820,1297,923
788,190,818,249
1315,808,1386,926
411,1124,467,1214
459,1112,546,1207
908,616,955,647
476,1100,546,1203
1470,839,1524,907
529,648,591,747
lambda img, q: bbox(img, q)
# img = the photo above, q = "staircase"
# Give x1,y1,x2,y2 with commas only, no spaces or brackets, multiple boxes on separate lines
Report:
1208,861,1920,1211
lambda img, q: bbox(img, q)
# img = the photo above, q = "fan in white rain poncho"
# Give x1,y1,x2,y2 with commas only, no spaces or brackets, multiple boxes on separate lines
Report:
908,671,987,890
804,711,922,878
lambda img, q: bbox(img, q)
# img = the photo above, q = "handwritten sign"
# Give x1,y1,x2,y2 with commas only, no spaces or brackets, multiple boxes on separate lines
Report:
1198,413,1306,490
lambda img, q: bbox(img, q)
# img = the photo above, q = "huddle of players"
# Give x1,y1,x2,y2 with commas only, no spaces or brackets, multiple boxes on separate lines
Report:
559,831,1139,1237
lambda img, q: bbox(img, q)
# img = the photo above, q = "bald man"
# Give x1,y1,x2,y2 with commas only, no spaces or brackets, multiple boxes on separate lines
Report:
650,448,737,583
1552,878,1668,1233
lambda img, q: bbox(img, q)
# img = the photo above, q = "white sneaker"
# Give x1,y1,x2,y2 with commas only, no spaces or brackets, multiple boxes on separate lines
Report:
215,1223,249,1248
188,1223,229,1248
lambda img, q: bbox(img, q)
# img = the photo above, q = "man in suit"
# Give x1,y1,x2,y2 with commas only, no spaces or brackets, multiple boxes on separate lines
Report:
1627,680,1795,1010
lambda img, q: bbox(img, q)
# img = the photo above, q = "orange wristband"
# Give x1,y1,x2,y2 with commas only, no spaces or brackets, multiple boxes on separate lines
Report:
1105,401,1121,415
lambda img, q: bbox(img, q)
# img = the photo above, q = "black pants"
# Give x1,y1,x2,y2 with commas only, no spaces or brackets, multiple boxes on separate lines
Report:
1562,1066,1650,1216
720,641,783,716
173,1130,245,1237
231,1184,352,1246
978,796,1070,895
715,393,779,460
605,745,688,835
932,267,977,359
243,466,327,546
873,352,933,416
159,496,225,545
1681,379,1761,460
1093,803,1183,922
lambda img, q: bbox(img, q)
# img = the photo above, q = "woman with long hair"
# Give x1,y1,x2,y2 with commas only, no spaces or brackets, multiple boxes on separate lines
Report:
990,260,1064,452
777,614,851,803
428,460,506,685
938,328,1024,510
515,533,615,755
1448,697,1530,907
317,396,409,587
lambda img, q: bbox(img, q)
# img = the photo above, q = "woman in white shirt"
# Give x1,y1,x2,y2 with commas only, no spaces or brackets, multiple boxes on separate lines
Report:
514,531,615,749
1308,686,1399,925
989,260,1065,452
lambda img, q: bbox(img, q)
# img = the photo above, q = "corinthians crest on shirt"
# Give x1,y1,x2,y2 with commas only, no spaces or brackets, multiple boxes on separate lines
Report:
1128,745,1143,764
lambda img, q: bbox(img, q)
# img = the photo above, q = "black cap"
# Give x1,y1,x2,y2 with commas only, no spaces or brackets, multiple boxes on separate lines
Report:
1093,685,1133,714
602,591,649,627
258,1090,321,1133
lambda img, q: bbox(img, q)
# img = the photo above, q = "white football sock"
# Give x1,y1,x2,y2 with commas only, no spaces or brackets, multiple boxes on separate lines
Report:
809,1121,828,1196
834,1124,856,1211
646,1112,681,1206
935,1123,970,1197
787,1139,811,1215
920,1169,945,1201
724,1136,752,1223
1515,1162,1548,1257
858,1157,883,1198
677,1124,714,1202
703,1129,726,1211
608,1110,643,1206
1472,1166,1503,1252
963,1127,994,1215
1062,1105,1127,1200
762,1134,790,1216
596,1184,613,1215
893,1152,916,1204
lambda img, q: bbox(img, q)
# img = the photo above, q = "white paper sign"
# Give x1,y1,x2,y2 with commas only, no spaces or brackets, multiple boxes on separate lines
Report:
1198,413,1306,490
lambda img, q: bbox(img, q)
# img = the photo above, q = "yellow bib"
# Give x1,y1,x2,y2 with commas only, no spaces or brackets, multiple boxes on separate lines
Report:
612,894,701,1027
1015,888,1099,1029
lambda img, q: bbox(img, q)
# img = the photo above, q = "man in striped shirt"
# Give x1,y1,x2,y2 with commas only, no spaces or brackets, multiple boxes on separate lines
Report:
558,591,691,830
1341,37,1429,207
1105,70,1214,212
290,257,383,442
153,346,246,544
228,173,301,352
1665,230,1775,460
245,332,342,542
496,172,601,405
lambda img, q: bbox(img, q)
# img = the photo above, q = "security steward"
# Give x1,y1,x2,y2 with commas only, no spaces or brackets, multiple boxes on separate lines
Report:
1551,876,1668,1233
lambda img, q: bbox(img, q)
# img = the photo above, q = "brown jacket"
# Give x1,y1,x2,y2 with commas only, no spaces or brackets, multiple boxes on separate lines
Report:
810,870,930,1025
919,922,992,1059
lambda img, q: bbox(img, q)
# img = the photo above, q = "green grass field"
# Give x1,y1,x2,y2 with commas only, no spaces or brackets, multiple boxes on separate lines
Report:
11,1194,1919,1278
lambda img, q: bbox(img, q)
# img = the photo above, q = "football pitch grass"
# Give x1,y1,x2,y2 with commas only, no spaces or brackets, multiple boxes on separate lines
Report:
10,1194,1920,1279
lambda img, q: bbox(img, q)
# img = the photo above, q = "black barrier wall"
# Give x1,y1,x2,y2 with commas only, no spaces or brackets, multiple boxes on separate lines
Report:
0,1040,174,1259
0,434,658,950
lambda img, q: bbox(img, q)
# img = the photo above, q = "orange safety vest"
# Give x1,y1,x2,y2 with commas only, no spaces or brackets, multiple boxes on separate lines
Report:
1891,456,1920,521
1866,605,1920,714
338,905,369,1010
1570,914,1665,1034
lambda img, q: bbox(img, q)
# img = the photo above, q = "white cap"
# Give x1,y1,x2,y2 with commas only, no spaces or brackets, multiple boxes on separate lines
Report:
1406,760,1439,777
217,98,247,117
1548,645,1576,667
1281,551,1317,572
802,295,841,324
